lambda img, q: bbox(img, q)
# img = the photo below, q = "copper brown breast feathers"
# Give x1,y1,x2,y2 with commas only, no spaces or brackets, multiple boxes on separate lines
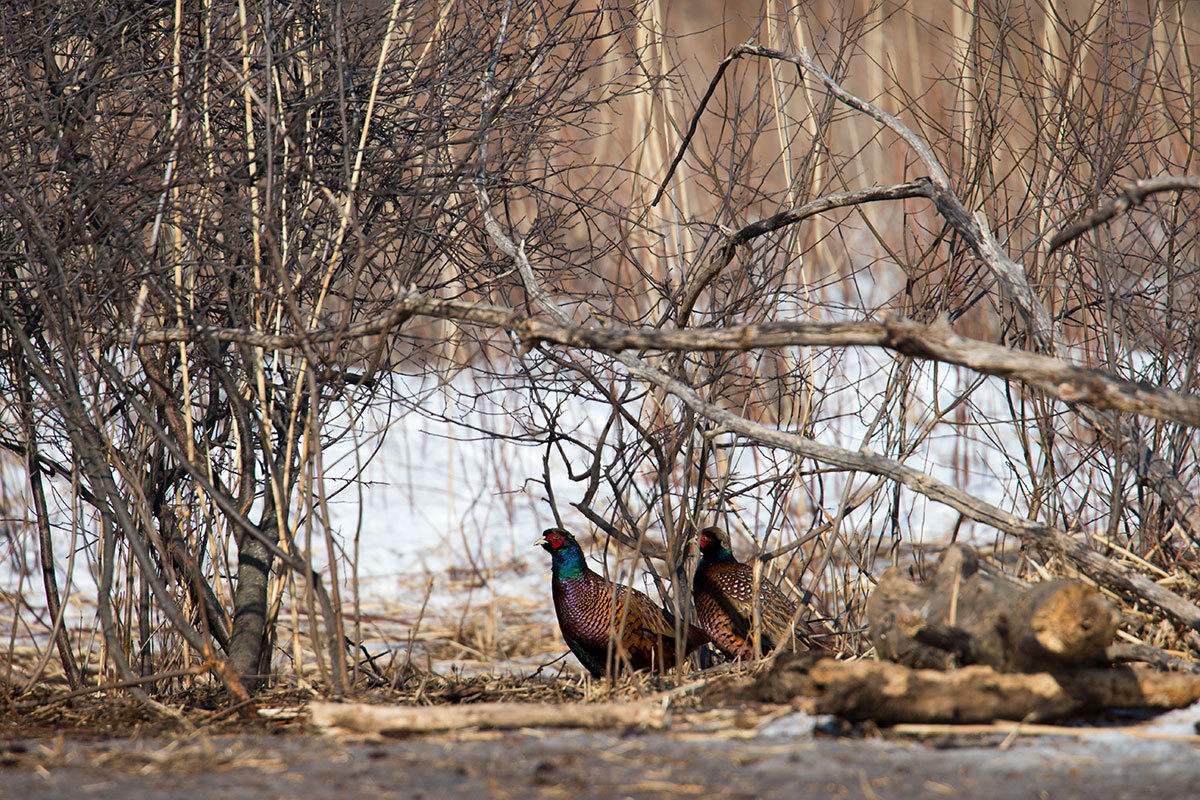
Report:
692,526,825,659
540,527,708,677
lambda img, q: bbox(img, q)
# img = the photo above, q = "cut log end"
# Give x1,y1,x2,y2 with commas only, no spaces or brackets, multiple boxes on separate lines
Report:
1027,581,1119,661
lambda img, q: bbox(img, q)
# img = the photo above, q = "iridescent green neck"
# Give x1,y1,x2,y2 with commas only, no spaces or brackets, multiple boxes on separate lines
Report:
699,543,736,567
551,542,588,580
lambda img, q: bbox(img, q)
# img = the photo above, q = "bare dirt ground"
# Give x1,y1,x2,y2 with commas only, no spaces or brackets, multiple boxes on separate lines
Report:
2,706,1199,799
3,657,1198,798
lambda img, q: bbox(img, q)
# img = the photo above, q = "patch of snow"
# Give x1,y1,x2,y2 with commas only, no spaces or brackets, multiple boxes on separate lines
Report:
757,710,825,738
1140,699,1200,737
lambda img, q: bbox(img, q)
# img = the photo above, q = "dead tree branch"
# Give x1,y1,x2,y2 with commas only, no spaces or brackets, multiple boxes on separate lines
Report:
517,316,1200,429
310,700,666,734
741,655,1200,724
866,544,1119,672
1049,176,1200,254
664,41,1200,546
125,311,1200,429
676,182,930,326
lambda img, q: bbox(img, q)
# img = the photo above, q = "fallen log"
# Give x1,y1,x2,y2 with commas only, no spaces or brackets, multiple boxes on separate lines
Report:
740,654,1200,724
866,544,1119,671
309,700,666,735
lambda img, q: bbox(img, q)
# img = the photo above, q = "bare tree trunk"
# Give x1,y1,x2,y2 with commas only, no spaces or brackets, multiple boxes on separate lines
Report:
18,363,83,690
228,505,279,691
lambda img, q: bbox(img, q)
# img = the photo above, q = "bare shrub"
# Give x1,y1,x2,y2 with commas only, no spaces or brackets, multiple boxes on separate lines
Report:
0,0,631,694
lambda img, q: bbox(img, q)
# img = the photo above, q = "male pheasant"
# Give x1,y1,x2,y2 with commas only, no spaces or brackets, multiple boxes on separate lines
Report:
539,527,708,677
692,526,826,659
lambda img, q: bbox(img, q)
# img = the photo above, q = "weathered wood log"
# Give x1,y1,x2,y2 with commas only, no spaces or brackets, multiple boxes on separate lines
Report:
309,700,666,735
740,654,1200,724
866,545,1119,672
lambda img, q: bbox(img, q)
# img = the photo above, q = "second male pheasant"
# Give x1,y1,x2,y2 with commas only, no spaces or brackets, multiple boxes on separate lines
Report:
692,526,825,659
539,527,708,677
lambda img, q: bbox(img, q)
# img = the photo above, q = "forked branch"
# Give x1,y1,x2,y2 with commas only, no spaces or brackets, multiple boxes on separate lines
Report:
1048,175,1200,254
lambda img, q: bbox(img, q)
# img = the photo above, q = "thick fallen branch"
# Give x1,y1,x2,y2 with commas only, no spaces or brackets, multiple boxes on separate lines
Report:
866,545,1118,672
740,655,1200,724
517,316,1200,429
122,309,1200,430
309,700,666,734
891,720,1200,742
1105,642,1200,674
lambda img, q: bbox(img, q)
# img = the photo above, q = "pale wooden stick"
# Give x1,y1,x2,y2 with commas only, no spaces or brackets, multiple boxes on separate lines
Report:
309,700,666,734
892,719,1200,744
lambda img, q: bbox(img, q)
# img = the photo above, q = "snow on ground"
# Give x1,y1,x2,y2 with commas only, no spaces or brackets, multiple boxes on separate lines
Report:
1,351,1045,605
1141,699,1200,737
0,345,1107,676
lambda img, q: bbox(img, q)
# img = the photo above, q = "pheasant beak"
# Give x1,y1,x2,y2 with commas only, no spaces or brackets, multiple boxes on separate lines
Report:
535,535,549,548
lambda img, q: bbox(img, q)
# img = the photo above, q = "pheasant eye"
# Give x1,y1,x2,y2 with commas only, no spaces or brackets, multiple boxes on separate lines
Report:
547,532,564,548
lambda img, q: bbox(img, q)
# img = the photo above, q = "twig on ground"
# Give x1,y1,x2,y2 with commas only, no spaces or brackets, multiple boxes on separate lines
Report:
309,700,667,733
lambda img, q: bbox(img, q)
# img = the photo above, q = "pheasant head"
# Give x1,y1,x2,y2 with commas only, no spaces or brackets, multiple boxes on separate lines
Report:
539,527,587,579
697,526,736,566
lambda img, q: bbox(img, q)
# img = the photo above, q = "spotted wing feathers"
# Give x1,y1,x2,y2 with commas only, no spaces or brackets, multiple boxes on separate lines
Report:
694,560,823,659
